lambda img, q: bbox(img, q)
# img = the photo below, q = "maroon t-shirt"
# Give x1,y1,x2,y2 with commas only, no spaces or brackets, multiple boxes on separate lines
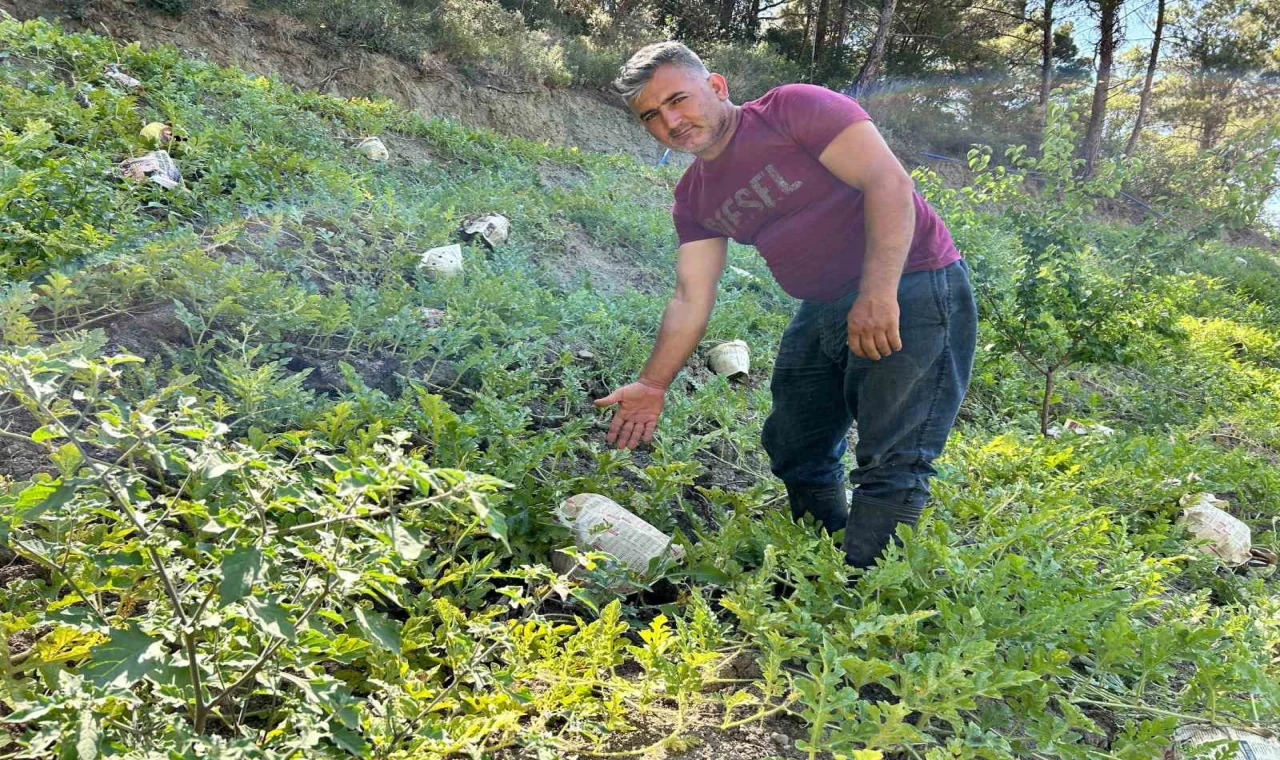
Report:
672,83,961,302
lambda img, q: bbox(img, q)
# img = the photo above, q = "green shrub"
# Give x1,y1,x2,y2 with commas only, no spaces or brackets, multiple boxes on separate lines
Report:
703,42,803,102
256,0,571,87
564,36,628,90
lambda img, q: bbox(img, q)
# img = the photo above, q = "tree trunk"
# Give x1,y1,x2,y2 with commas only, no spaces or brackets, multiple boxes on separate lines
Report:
828,0,849,51
745,0,762,40
718,0,736,40
813,0,832,77
1039,0,1054,122
1041,367,1056,437
1124,0,1164,158
1080,0,1121,178
853,0,897,99
1199,108,1227,151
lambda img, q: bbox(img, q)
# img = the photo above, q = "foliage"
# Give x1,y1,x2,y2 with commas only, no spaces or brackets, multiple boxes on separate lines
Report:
1155,0,1280,151
919,100,1195,434
2,16,1280,760
254,0,572,86
1126,119,1280,230
703,42,807,103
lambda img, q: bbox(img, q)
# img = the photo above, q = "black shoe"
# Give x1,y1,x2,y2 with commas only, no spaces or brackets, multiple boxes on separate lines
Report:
843,493,923,569
784,481,849,537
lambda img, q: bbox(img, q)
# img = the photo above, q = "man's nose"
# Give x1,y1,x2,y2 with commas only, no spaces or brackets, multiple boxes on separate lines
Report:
661,108,683,133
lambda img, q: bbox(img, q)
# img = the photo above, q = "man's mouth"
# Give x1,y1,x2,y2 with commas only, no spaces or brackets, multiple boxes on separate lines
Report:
670,126,695,141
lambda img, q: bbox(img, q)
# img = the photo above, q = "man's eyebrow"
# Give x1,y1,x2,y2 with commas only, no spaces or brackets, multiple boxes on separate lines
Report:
639,91,687,120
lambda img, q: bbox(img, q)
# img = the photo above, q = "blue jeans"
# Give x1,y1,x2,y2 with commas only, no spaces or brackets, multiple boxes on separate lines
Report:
761,260,977,563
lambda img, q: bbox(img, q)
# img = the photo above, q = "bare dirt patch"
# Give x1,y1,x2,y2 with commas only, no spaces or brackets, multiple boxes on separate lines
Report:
0,407,50,482
381,133,439,167
104,302,190,362
502,697,824,760
0,555,50,589
536,161,591,191
536,223,666,295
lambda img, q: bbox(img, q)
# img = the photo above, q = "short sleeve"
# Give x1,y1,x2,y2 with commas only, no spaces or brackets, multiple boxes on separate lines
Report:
672,189,723,245
758,84,871,159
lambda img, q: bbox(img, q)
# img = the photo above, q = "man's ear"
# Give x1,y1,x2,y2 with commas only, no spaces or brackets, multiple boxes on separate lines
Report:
709,72,730,102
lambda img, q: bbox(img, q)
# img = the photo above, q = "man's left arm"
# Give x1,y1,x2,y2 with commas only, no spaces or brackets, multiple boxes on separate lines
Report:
818,120,916,361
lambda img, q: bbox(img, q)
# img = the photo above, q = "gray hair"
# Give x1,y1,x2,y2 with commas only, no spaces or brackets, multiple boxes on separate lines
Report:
614,42,709,104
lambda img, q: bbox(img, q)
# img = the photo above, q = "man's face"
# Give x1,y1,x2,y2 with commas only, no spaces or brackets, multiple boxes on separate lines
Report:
630,64,732,155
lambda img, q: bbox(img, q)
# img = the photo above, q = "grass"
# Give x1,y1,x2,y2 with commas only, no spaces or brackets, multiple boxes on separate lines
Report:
2,13,1280,760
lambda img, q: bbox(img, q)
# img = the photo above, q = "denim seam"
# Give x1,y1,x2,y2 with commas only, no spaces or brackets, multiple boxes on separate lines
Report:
820,301,840,365
930,266,947,323
905,267,953,506
818,302,829,363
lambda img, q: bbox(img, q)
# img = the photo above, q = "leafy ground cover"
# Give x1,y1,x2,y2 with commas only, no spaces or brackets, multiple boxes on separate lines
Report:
2,14,1280,760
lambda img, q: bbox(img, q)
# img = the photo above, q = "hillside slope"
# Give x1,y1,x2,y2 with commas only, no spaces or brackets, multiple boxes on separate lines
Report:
0,0,675,163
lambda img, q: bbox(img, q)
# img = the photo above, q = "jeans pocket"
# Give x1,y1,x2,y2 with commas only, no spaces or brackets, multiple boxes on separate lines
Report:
933,264,951,324
776,301,828,369
898,267,947,328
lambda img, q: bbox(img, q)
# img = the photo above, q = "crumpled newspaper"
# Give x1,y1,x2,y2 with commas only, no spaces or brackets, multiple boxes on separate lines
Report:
1046,419,1115,438
1168,724,1280,759
555,493,685,577
460,213,510,249
119,150,182,190
1178,492,1252,566
356,137,388,161
103,64,141,89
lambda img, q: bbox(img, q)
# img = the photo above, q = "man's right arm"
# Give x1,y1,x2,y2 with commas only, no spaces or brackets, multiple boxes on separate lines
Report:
594,237,727,449
639,237,728,389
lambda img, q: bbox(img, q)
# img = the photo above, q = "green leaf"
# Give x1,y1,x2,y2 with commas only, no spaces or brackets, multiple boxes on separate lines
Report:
30,425,62,443
50,442,82,476
0,703,54,724
328,718,370,757
83,626,167,689
282,673,361,728
14,481,75,521
205,460,240,479
352,606,401,655
390,519,423,561
245,597,297,641
669,562,731,585
220,547,262,605
76,710,101,760
485,508,510,551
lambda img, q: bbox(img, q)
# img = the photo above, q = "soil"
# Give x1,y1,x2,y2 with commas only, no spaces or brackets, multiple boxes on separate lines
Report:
495,684,830,760
536,222,666,295
0,555,50,589
6,623,53,658
536,161,592,191
103,302,191,361
283,346,478,403
0,408,51,483
567,701,822,760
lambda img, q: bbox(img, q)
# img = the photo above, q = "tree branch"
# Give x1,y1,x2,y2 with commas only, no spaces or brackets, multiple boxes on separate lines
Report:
205,579,332,710
17,368,208,733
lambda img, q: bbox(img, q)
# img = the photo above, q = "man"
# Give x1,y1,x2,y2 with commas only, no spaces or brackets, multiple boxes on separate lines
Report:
593,42,977,570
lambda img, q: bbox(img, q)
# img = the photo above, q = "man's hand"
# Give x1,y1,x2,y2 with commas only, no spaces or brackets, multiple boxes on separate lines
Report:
594,380,666,449
847,292,902,360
